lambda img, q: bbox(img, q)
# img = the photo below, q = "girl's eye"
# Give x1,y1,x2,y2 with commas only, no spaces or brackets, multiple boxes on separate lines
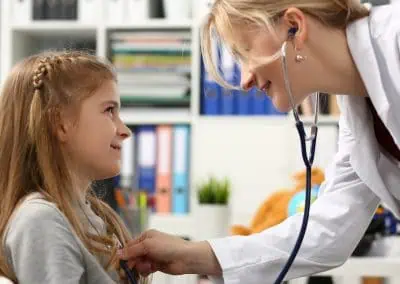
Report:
105,106,115,115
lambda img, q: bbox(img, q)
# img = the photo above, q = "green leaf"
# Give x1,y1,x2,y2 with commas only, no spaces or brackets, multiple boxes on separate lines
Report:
196,176,231,205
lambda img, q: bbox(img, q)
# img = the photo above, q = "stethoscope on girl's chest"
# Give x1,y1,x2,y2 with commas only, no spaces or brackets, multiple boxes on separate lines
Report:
272,27,320,284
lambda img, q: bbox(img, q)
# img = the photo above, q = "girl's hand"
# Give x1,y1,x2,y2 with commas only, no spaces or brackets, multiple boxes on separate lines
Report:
118,229,222,277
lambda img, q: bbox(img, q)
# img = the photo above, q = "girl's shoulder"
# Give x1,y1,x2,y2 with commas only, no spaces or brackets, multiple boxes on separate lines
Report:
9,192,64,226
3,192,71,248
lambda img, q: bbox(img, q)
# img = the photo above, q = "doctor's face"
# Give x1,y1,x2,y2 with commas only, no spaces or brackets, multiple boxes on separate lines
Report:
229,24,311,112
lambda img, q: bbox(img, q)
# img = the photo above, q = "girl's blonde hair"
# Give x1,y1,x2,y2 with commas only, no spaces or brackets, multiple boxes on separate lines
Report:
200,0,370,89
0,50,149,283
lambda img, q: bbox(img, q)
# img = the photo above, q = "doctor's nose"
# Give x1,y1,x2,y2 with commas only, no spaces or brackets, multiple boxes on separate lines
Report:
240,68,256,90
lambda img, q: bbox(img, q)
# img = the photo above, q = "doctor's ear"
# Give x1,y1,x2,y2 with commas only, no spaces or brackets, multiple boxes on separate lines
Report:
281,7,307,50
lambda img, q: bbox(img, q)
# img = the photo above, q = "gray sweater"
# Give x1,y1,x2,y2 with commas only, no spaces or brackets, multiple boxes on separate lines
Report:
3,193,121,283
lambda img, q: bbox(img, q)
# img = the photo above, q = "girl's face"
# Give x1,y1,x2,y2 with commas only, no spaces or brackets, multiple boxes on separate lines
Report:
230,22,313,112
59,80,131,182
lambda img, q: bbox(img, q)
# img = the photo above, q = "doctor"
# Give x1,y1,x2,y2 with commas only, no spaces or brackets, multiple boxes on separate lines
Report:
118,0,400,283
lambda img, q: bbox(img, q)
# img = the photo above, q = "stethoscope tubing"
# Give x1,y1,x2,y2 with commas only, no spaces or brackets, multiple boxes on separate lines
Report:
273,41,319,284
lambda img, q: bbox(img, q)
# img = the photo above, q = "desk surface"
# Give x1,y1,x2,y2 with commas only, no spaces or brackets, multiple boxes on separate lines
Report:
317,257,400,277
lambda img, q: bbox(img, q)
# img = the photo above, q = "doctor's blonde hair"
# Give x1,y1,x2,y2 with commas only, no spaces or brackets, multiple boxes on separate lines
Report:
0,50,150,284
201,0,370,89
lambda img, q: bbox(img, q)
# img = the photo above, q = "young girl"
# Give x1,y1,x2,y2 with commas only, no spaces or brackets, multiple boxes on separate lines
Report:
0,50,151,283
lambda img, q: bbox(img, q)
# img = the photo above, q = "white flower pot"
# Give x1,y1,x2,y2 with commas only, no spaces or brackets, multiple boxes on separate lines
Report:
194,204,230,241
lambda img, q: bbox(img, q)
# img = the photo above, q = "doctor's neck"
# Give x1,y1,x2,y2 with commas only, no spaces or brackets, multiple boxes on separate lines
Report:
307,21,367,98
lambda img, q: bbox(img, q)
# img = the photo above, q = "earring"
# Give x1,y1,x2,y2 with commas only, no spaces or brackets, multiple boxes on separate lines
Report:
294,46,306,63
295,54,306,63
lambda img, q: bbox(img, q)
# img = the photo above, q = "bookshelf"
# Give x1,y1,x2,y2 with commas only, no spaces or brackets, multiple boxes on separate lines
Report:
0,2,340,283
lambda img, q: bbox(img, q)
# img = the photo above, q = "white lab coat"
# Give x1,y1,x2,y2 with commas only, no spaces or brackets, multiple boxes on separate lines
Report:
207,3,400,283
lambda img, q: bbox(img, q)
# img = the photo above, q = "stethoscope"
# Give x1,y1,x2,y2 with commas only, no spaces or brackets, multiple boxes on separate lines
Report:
273,28,320,284
80,198,139,283
120,258,138,283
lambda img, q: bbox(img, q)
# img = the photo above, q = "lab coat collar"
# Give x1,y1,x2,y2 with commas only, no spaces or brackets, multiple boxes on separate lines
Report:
346,11,389,117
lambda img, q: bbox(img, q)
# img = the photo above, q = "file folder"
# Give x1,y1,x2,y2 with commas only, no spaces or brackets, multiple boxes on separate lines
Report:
120,130,135,189
106,0,125,24
155,125,173,213
78,0,99,23
137,126,156,198
201,41,221,115
172,125,190,214
234,65,250,115
220,44,236,115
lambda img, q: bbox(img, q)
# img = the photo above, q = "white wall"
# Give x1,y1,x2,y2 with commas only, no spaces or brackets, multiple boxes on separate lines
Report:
191,116,339,227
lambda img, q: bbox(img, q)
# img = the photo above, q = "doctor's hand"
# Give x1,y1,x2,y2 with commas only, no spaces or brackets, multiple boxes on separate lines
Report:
118,229,222,277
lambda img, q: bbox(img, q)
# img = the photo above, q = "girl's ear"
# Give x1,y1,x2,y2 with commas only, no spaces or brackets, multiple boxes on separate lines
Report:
55,110,74,143
282,7,308,50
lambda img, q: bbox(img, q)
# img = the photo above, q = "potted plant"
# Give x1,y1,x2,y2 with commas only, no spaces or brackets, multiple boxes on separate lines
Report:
195,176,231,240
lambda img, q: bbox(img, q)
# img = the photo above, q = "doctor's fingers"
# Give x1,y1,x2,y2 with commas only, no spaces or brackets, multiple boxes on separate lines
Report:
129,258,160,277
120,230,159,260
135,259,152,277
119,240,148,261
126,229,159,248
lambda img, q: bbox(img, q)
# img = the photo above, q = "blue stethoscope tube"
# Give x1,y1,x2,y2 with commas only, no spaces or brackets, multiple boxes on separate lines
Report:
120,259,139,284
273,41,319,284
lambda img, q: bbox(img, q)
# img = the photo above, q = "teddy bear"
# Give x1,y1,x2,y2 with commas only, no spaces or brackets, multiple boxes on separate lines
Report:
230,167,325,236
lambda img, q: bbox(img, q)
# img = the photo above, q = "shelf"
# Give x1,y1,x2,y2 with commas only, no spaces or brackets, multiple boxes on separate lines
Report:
148,213,195,238
290,257,400,284
197,115,291,125
11,21,97,37
120,108,192,125
317,256,400,277
196,115,340,127
121,96,191,108
106,19,193,30
297,115,340,125
10,19,193,34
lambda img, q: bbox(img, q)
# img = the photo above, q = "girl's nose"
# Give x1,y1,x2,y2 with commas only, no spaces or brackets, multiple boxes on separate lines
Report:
118,122,132,139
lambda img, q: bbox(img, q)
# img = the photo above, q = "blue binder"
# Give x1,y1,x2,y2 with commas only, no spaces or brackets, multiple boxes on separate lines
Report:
136,125,156,196
201,42,221,115
250,88,268,115
234,64,251,115
172,125,190,214
266,96,287,115
220,45,237,115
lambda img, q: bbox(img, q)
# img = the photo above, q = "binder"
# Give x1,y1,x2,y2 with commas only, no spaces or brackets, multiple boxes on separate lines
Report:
78,0,99,23
106,0,125,24
155,125,173,213
266,96,286,115
249,88,267,115
172,125,190,214
60,0,77,19
14,0,33,23
163,0,191,20
137,126,157,199
44,0,62,19
201,41,221,115
120,131,135,189
126,0,150,22
195,0,214,20
220,44,236,115
234,64,251,115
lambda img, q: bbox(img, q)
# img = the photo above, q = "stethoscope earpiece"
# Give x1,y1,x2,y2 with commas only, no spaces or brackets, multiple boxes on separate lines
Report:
288,27,298,38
